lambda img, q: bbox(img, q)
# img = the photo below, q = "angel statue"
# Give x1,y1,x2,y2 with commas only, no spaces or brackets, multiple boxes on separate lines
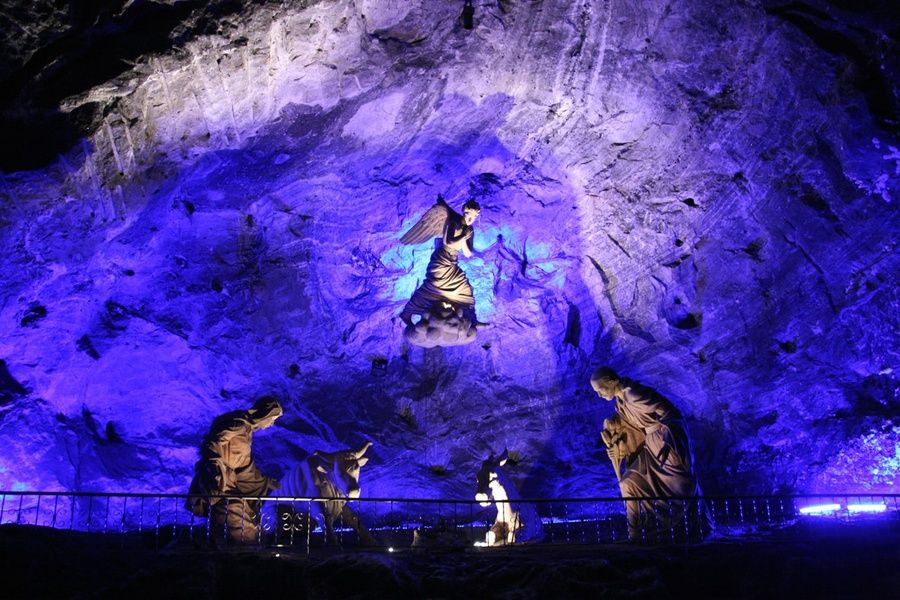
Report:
398,195,484,347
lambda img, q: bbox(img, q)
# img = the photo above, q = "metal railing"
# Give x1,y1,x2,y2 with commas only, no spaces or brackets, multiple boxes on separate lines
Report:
0,491,896,551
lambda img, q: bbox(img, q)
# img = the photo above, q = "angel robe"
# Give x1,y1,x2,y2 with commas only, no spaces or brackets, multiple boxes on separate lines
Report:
401,217,476,322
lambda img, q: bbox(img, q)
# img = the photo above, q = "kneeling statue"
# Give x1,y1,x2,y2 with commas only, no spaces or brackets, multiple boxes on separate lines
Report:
591,368,710,541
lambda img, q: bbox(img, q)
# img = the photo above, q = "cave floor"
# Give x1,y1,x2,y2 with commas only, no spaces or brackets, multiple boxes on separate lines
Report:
3,520,899,599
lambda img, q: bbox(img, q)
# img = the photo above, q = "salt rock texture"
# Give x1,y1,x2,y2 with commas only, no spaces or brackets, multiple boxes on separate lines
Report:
0,0,897,501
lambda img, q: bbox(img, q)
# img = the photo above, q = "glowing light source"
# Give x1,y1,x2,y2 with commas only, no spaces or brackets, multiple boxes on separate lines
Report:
388,547,395,553
846,503,887,513
799,503,840,515
799,502,890,517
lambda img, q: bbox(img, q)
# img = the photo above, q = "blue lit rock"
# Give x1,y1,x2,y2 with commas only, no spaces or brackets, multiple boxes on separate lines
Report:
0,0,897,500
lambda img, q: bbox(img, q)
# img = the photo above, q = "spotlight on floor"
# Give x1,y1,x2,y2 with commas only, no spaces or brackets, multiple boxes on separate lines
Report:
462,0,475,30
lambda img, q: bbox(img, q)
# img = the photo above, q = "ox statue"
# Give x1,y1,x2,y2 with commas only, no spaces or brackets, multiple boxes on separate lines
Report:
474,450,543,546
276,441,376,546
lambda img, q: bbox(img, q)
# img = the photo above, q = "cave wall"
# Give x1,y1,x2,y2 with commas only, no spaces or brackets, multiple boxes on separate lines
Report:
0,0,897,499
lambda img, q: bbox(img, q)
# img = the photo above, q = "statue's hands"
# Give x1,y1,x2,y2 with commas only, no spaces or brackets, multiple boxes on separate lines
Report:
606,446,618,461
207,459,228,493
600,429,614,448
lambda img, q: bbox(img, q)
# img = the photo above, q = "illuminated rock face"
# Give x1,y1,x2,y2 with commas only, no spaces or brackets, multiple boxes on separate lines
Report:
0,0,897,499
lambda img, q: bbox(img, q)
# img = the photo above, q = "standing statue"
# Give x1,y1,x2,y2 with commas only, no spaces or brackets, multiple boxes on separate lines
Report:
186,396,283,543
398,195,483,347
591,368,710,541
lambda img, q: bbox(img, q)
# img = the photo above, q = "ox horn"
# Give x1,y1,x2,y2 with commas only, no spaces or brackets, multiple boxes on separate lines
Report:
355,441,373,458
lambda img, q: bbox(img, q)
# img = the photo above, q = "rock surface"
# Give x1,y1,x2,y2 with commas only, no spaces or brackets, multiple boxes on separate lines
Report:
0,0,897,499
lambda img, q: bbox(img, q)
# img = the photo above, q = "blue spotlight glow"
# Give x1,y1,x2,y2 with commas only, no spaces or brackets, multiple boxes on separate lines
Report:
846,503,887,513
799,503,841,515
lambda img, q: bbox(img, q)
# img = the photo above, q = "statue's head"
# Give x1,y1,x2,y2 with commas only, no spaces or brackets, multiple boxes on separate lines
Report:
590,367,620,401
462,199,481,225
312,442,372,499
475,449,508,506
248,396,283,430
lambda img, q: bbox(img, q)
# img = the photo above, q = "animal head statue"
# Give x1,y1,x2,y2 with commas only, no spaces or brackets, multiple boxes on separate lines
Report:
475,449,509,507
312,441,372,499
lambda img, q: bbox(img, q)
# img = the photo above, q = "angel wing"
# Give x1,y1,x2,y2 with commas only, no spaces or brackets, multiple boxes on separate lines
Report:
399,195,460,245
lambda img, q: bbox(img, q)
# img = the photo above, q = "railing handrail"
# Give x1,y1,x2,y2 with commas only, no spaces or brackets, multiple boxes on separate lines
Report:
0,490,897,503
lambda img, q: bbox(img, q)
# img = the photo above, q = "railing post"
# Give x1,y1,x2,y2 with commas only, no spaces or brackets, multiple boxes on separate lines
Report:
155,496,162,548
652,500,662,544
306,499,311,556
206,497,213,545
287,499,295,547
609,500,618,543
548,501,555,544
189,498,195,542
468,501,473,546
222,496,228,545
51,494,59,529
579,503,585,544
638,499,646,543
665,499,673,543
257,496,263,548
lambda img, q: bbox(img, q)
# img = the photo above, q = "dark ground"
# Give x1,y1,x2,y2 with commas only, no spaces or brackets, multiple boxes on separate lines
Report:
3,519,899,599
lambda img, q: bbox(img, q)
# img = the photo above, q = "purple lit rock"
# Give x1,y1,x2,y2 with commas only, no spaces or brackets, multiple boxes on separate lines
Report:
0,0,897,501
